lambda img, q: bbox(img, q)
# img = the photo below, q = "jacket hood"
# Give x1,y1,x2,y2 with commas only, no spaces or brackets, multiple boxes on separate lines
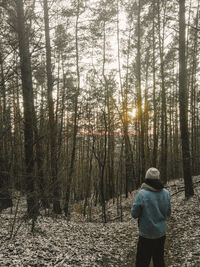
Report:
141,179,164,192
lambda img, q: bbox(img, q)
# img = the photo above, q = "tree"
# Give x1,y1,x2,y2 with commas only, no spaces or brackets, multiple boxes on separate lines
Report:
122,1,136,193
0,40,13,211
43,0,62,214
15,0,39,220
179,0,194,198
64,0,81,217
152,0,158,168
136,0,145,183
157,0,168,183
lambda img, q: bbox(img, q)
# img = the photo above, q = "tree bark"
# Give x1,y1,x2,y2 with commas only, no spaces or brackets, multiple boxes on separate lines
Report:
152,0,158,168
136,0,145,183
157,0,167,183
122,10,135,193
0,52,12,212
16,0,39,219
179,0,194,198
43,0,61,213
64,0,80,217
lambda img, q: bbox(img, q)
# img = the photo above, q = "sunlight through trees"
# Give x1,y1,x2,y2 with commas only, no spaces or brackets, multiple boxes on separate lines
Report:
0,0,198,220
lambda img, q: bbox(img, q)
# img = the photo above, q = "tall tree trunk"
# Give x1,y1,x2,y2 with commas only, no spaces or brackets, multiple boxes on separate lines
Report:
83,131,93,217
152,0,158,168
190,1,199,175
98,19,107,222
13,73,23,190
35,85,49,209
157,0,167,183
122,10,135,193
64,0,80,217
144,51,150,168
179,0,194,198
92,113,107,223
136,0,145,182
0,51,12,212
43,0,61,213
16,0,39,219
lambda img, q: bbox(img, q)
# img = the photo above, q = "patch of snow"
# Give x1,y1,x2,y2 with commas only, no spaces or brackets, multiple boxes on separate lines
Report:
0,177,200,266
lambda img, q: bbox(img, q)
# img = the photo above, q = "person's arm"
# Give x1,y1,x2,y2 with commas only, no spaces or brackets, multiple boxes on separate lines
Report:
131,191,143,219
166,192,171,217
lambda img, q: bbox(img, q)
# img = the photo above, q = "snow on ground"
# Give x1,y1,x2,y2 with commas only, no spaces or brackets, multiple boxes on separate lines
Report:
166,177,200,267
0,177,200,267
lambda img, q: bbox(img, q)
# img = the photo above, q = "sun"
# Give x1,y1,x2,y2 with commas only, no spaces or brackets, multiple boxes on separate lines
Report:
130,108,137,118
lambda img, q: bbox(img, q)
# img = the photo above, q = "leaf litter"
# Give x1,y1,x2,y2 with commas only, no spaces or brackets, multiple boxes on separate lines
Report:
0,177,200,266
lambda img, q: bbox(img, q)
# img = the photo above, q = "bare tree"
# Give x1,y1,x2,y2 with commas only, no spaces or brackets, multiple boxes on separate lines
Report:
64,0,80,217
179,0,194,198
16,0,39,221
43,0,62,213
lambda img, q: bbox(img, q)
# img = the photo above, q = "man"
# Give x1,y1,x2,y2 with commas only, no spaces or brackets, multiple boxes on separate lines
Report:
131,167,171,267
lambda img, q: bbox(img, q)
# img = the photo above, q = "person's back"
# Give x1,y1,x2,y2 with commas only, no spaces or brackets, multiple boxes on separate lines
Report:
131,168,171,267
132,187,171,239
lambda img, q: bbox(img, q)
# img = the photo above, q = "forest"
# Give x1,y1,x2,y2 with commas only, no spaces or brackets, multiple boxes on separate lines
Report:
0,0,199,231
0,0,200,266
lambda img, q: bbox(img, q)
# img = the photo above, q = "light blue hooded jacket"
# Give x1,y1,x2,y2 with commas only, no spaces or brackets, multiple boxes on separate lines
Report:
131,183,171,239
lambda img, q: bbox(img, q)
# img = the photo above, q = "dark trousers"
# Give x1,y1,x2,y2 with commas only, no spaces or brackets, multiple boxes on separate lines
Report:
136,235,166,267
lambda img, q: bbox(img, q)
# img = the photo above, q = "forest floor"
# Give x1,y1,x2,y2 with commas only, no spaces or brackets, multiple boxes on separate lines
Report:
0,177,200,267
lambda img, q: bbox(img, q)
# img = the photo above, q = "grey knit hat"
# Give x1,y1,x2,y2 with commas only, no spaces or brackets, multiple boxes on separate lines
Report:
145,167,160,180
